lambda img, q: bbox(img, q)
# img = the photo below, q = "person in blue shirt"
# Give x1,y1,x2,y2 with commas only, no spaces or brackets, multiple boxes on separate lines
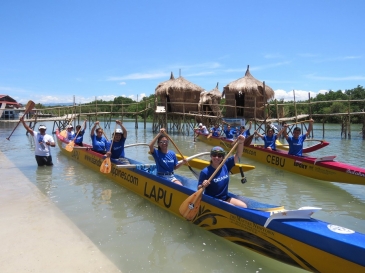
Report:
74,120,87,146
90,121,109,154
255,126,285,151
283,119,314,156
237,121,252,138
198,135,247,208
223,125,236,140
66,125,75,142
106,121,127,159
149,128,187,186
209,124,221,137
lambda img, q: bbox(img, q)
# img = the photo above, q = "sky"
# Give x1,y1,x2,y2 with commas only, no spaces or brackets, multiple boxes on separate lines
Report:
1,1,364,105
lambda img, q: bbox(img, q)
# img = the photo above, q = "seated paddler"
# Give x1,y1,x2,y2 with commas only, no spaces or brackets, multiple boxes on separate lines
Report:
149,128,187,186
105,120,128,160
198,135,247,208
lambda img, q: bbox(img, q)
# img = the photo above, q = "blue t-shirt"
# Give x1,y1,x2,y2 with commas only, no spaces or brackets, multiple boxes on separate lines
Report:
224,129,236,140
151,148,178,173
109,138,126,159
67,131,75,141
74,129,85,144
263,134,278,150
211,127,221,137
91,135,109,152
287,134,307,156
198,156,235,201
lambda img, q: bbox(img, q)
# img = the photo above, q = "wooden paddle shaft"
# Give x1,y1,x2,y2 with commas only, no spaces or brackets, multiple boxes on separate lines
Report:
6,100,35,140
207,141,239,183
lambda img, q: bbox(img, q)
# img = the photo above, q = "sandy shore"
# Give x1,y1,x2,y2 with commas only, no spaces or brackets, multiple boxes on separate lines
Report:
0,151,121,273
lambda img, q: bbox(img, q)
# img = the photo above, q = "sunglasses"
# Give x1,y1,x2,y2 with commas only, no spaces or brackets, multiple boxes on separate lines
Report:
211,153,224,158
159,141,169,144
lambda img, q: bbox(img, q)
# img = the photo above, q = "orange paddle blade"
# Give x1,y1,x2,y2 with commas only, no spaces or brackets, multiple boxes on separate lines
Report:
100,158,112,173
179,188,204,220
65,141,75,152
244,134,254,146
24,100,35,114
60,130,67,138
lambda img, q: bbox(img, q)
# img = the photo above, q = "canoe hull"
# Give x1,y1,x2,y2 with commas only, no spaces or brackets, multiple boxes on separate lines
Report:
197,134,365,185
56,132,365,272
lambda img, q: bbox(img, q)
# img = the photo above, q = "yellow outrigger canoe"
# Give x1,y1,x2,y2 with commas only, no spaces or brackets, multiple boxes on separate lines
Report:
196,133,365,185
56,129,365,273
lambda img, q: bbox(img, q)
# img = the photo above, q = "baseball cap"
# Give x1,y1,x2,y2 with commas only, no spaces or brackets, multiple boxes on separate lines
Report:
67,125,73,129
115,128,123,134
211,146,225,155
198,123,203,127
38,125,47,130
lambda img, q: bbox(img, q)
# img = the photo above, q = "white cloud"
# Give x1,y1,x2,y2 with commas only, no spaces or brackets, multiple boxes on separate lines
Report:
128,93,146,102
107,72,169,81
273,89,319,102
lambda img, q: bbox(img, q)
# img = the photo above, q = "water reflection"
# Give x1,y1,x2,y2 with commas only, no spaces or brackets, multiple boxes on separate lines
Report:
1,121,365,272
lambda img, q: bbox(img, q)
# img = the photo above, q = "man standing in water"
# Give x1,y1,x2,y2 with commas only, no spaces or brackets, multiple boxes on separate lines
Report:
20,116,56,166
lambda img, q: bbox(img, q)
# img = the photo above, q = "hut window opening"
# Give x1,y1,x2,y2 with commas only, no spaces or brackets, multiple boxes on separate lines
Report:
235,92,245,117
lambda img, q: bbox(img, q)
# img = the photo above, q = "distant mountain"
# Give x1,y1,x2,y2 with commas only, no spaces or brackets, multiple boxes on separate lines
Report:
43,103,74,107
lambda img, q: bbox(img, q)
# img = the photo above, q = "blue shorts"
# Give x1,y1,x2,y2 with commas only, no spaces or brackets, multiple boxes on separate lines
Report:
158,173,178,182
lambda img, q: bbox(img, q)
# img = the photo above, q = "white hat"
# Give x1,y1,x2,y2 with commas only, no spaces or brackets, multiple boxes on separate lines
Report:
198,123,203,127
115,128,123,134
38,125,47,130
67,125,73,129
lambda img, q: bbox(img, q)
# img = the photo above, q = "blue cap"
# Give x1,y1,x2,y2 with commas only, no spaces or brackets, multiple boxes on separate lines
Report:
211,146,225,154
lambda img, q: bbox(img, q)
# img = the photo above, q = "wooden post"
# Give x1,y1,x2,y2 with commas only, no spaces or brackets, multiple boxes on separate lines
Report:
254,96,257,132
263,81,267,130
144,100,147,129
348,94,351,139
308,92,313,138
293,90,297,124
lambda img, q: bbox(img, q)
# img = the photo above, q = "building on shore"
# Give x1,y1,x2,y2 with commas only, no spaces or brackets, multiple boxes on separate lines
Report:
0,95,21,119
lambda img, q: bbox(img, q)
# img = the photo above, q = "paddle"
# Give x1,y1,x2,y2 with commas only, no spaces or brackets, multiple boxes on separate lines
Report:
6,100,35,141
125,143,149,148
226,137,249,183
65,120,86,152
179,141,239,221
60,115,75,139
286,120,311,127
164,132,200,179
243,134,255,146
177,152,210,164
100,125,117,174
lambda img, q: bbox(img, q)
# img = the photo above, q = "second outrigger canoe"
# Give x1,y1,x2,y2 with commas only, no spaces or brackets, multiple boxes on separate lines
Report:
56,130,365,272
196,133,365,185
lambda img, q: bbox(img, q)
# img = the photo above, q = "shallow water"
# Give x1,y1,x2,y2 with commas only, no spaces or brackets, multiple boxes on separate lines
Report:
1,121,365,273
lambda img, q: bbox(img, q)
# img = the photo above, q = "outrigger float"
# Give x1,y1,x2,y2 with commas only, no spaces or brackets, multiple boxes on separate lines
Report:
56,130,365,272
195,133,365,185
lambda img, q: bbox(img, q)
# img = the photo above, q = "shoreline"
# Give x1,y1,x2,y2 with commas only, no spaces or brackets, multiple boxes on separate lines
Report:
0,151,121,273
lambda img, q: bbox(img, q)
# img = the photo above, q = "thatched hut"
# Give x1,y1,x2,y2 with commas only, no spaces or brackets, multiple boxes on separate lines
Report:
198,83,222,116
155,72,204,113
222,65,275,119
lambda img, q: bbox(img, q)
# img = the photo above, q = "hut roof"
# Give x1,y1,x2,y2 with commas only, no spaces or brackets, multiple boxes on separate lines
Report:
155,72,175,96
155,72,204,96
223,65,275,99
208,82,221,99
